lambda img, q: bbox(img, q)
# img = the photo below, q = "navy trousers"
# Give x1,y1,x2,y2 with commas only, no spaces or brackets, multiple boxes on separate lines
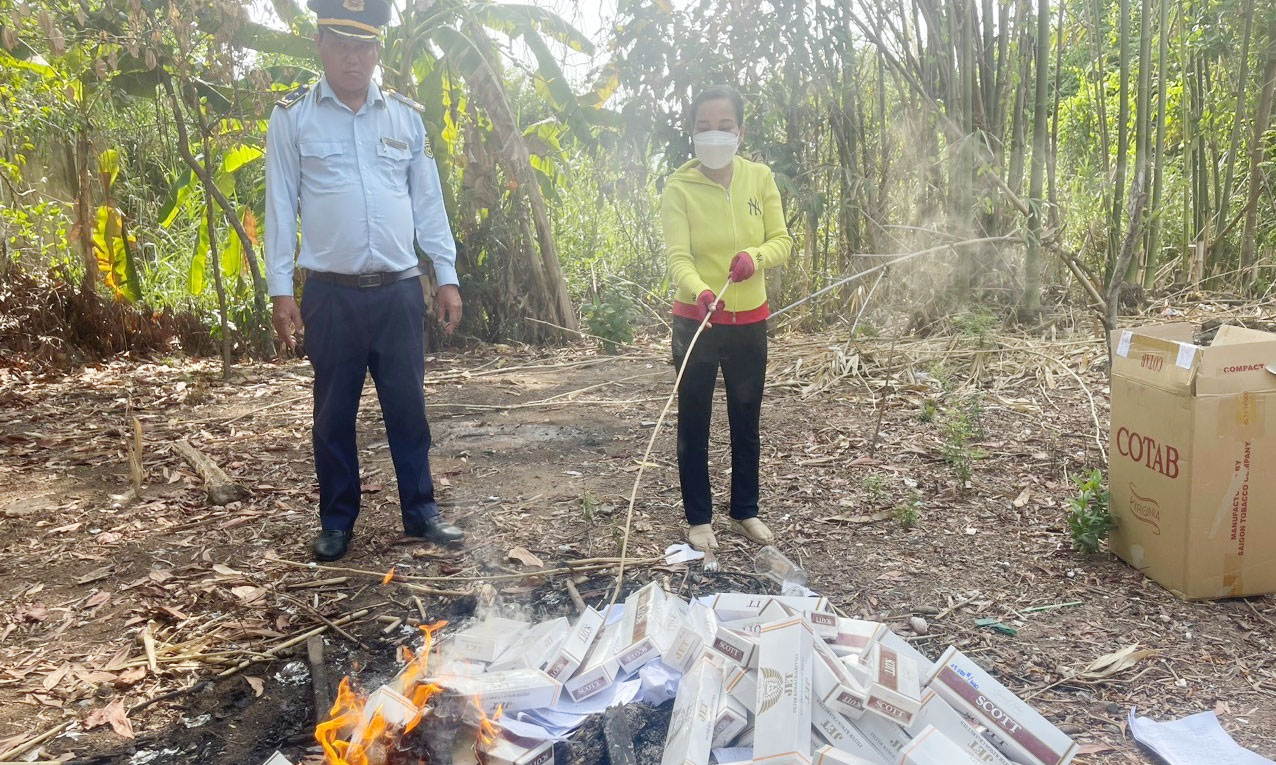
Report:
672,317,768,526
301,277,439,533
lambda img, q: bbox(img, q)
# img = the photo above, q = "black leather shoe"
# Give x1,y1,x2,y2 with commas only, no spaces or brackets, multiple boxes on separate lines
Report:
312,530,352,561
405,517,464,546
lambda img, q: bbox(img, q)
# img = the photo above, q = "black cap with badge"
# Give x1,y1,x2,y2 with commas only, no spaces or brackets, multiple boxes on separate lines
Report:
307,0,390,41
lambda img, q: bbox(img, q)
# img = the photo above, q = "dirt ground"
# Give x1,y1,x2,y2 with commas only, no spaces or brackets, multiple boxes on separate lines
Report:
1,326,1274,764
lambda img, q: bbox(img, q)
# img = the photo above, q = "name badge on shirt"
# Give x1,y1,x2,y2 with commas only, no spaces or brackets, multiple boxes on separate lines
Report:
380,136,409,151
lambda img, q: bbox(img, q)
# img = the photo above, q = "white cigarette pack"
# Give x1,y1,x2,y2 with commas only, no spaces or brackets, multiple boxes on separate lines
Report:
905,691,1014,765
828,619,886,659
813,650,867,721
812,746,881,765
709,624,759,668
879,630,934,676
564,621,622,702
489,617,570,672
453,617,532,663
925,647,1077,765
617,582,673,673
544,607,605,682
811,697,880,762
754,617,815,765
863,642,922,726
442,668,561,712
851,708,911,762
802,610,839,641
662,598,708,674
899,725,981,765
709,593,789,621
711,694,750,748
725,665,757,712
478,729,556,765
660,656,724,765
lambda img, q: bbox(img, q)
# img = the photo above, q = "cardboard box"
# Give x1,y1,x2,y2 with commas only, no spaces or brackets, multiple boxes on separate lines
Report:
925,647,1077,765
489,617,569,672
904,691,1014,765
899,725,980,764
441,668,561,712
812,746,881,765
709,593,830,621
1109,323,1276,599
863,642,921,726
453,617,532,663
544,608,605,681
802,610,839,641
617,582,673,673
564,621,622,702
660,656,724,765
711,694,750,748
754,617,815,765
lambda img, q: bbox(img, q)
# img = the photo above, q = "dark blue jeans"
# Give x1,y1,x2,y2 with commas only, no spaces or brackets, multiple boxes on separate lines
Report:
672,317,768,526
301,277,439,533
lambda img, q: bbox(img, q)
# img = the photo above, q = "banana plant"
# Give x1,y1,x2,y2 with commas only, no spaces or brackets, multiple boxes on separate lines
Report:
93,149,143,302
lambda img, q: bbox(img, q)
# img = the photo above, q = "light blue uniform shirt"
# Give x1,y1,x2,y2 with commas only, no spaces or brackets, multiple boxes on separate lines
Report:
264,76,458,297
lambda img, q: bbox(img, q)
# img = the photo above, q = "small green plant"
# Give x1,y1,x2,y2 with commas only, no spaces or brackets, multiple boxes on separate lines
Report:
583,293,634,354
927,361,953,392
941,397,986,485
953,309,998,347
862,473,886,503
918,398,938,423
893,491,922,529
579,490,599,523
1067,469,1112,554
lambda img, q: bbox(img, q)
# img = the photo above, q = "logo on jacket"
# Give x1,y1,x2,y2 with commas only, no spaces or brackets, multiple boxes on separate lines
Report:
748,198,761,216
344,0,365,10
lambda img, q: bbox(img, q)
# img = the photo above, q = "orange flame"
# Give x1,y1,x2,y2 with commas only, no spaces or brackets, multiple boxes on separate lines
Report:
315,620,449,764
381,567,396,585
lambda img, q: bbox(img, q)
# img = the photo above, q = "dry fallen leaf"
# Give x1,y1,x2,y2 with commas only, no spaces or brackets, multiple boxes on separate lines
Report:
42,663,70,691
114,666,147,687
1012,487,1031,508
245,676,264,697
85,590,112,608
230,585,267,606
212,563,243,577
507,546,544,568
84,698,134,739
1080,644,1157,679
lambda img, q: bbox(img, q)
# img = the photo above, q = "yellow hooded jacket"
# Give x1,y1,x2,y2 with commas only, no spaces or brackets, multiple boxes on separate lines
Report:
661,155,793,320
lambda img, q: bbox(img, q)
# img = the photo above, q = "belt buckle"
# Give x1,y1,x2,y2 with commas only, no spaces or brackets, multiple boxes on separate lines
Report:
357,273,383,288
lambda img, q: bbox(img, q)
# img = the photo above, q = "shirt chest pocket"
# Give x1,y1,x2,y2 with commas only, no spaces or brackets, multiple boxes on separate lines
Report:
375,140,410,192
299,140,355,187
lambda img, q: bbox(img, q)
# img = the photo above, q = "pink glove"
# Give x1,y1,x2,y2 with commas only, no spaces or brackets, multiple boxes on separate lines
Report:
729,251,756,282
697,290,722,319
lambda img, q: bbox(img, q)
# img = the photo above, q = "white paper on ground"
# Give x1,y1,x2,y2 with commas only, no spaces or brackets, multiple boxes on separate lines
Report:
1129,709,1275,764
712,746,753,763
637,660,681,706
665,543,705,564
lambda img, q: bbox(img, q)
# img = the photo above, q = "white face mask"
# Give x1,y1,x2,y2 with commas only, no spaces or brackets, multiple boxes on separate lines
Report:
693,130,739,170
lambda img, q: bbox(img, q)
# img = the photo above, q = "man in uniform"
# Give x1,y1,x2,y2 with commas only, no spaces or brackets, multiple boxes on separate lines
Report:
265,0,464,561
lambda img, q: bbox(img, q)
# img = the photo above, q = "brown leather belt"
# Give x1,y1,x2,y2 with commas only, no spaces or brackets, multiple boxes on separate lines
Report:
306,265,423,289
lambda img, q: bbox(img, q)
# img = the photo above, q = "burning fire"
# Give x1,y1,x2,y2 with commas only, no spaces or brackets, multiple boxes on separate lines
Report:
316,621,448,765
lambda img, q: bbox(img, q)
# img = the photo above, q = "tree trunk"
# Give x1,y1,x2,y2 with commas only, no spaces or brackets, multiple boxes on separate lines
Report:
1144,0,1172,286
1128,0,1156,282
1023,0,1050,317
76,122,95,300
203,124,233,379
453,21,577,333
1108,0,1133,279
1239,24,1276,285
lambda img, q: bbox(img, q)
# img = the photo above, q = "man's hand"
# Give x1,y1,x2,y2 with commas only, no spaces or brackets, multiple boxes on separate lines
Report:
272,296,304,351
436,284,462,335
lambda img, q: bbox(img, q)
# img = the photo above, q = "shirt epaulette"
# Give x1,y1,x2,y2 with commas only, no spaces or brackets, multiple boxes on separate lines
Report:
276,84,311,110
385,88,425,113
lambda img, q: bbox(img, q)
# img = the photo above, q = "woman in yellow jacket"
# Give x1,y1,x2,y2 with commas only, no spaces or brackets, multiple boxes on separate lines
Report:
661,85,793,550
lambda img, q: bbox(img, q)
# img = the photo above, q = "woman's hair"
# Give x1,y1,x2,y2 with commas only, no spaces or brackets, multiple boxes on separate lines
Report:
690,85,745,127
